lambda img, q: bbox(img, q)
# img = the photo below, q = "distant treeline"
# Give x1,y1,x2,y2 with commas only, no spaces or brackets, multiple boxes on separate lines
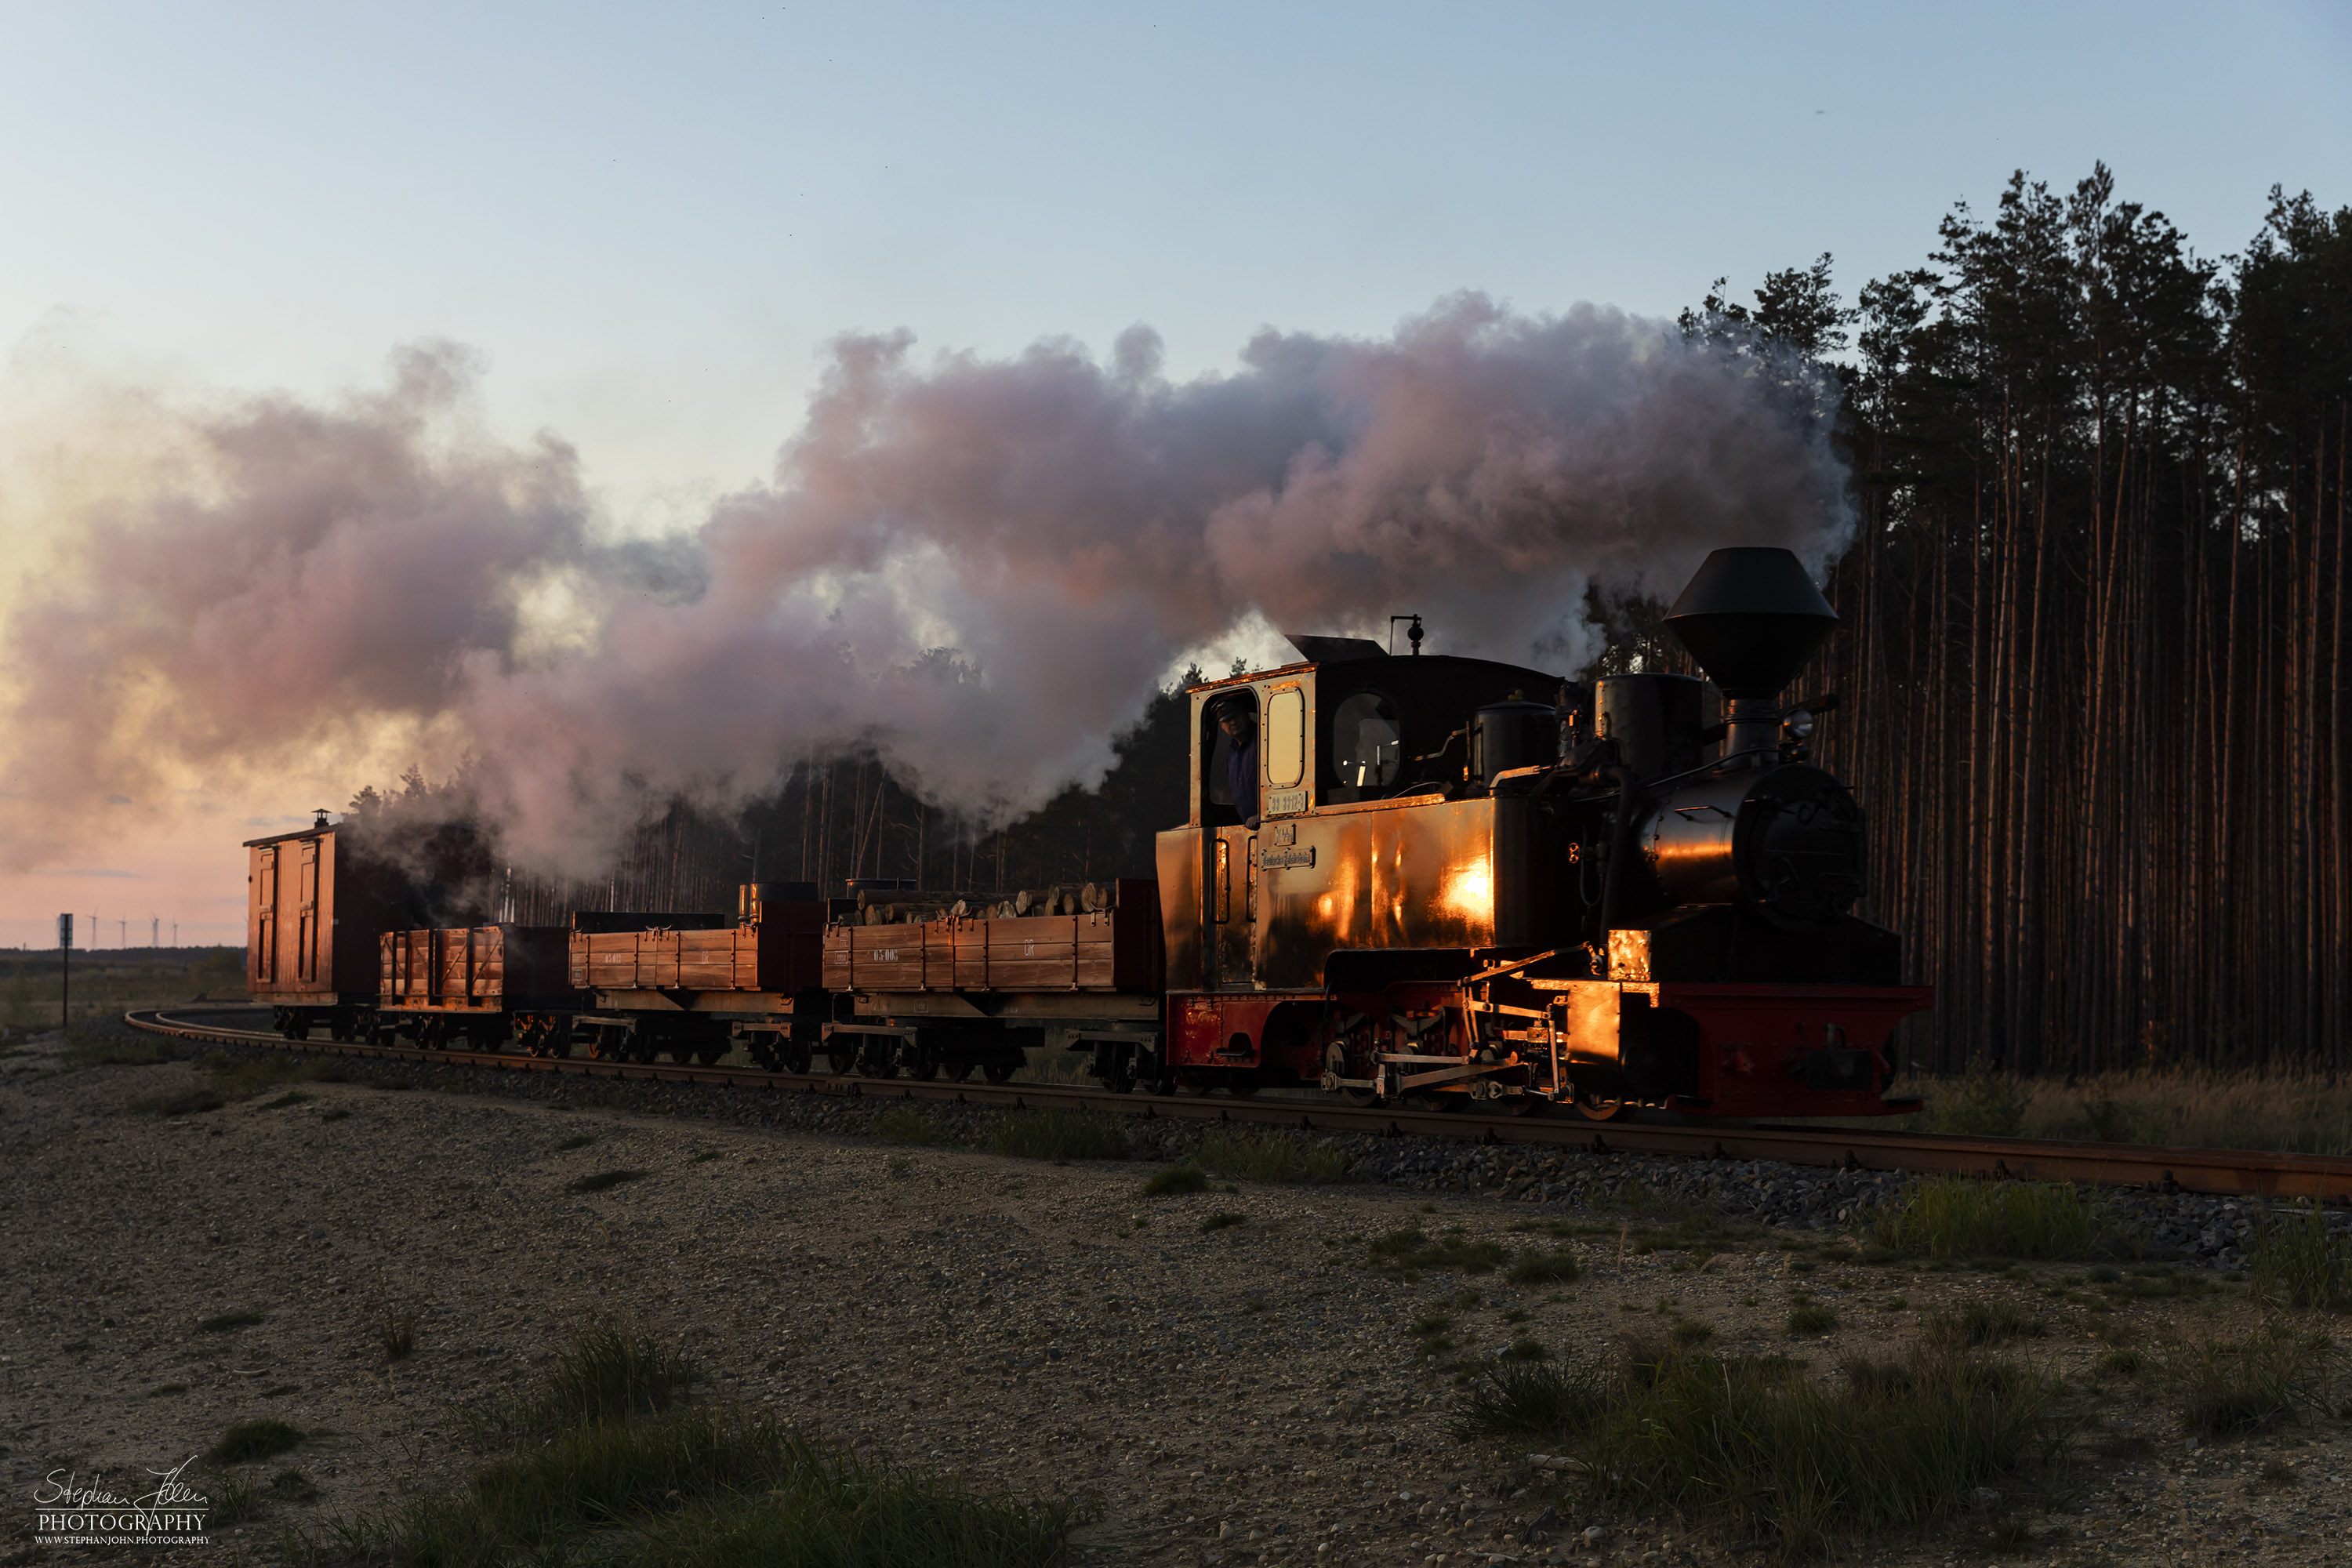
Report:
1697,168,2348,1074
361,164,2349,1075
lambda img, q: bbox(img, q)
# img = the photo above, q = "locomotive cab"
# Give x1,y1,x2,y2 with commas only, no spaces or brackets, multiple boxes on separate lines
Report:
1155,547,1931,1118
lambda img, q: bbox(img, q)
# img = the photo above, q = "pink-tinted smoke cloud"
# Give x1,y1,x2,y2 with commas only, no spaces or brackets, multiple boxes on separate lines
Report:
1,293,1851,877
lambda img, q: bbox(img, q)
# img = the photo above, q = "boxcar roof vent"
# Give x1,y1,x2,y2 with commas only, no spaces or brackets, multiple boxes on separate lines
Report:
313,808,332,829
1664,546,1838,699
1283,633,1388,663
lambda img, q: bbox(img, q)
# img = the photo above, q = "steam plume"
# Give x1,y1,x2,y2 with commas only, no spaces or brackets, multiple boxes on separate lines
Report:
0,294,1850,875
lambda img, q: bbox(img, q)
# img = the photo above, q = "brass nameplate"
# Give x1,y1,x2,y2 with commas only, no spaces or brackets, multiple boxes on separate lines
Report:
1261,845,1316,871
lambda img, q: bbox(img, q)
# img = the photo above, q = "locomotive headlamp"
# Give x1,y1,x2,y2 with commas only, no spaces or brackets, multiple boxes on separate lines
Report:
1782,708,1816,742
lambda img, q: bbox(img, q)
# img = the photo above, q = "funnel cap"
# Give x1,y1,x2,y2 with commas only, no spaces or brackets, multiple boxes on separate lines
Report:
1664,546,1837,699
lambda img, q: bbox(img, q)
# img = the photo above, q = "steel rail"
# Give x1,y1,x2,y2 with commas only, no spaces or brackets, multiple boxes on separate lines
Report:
128,1007,2352,1202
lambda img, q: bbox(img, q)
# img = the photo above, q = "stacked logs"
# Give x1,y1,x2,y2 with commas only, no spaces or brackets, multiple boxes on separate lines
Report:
855,883,1120,924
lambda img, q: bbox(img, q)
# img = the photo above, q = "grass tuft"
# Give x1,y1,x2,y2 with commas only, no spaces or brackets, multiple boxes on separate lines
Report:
1199,1210,1247,1233
1454,1336,2060,1557
2096,1346,2147,1377
553,1133,597,1151
212,1418,303,1465
206,1472,264,1524
1363,1227,1511,1279
1196,1127,1349,1184
379,1305,421,1361
1871,1175,2114,1261
1139,1160,1209,1197
989,1109,1125,1163
2248,1206,2352,1311
1507,1247,1584,1286
1787,1304,1840,1336
461,1321,702,1449
336,1316,1080,1568
200,1309,267,1333
532,1323,701,1431
2171,1323,2341,1438
871,1107,937,1146
361,1405,1081,1567
1922,1301,2045,1348
1450,1358,1610,1440
1668,1318,1716,1348
569,1168,650,1194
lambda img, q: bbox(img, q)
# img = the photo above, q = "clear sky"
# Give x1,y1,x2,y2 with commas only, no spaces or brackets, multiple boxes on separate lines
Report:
2,0,2348,949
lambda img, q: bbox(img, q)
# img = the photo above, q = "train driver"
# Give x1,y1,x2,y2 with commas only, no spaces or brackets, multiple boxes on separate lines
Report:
1218,699,1260,829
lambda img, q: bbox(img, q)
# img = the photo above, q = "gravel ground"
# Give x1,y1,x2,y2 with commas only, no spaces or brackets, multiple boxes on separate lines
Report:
4,1018,2350,1566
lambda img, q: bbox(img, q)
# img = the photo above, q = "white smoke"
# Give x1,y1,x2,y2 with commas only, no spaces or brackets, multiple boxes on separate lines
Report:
0,293,1851,877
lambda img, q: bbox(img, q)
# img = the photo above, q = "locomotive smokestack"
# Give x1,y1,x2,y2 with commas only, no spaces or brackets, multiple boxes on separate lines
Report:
1664,546,1837,761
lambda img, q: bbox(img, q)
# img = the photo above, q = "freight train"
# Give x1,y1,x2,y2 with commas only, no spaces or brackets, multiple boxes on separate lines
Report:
245,546,1929,1120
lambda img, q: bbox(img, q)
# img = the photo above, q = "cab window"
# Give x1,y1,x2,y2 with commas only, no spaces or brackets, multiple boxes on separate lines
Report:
1265,688,1305,788
1330,691,1400,797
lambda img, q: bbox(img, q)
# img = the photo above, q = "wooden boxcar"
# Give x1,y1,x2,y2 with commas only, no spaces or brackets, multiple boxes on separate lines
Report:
245,817,412,1041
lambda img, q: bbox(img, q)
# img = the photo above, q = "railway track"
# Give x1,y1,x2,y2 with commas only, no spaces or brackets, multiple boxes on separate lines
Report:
129,1007,2352,1203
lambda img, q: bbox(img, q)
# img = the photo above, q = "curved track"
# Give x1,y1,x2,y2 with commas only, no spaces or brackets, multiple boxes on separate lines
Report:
129,1007,2352,1201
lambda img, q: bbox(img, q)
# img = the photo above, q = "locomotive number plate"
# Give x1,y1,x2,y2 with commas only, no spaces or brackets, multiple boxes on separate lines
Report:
1265,788,1309,816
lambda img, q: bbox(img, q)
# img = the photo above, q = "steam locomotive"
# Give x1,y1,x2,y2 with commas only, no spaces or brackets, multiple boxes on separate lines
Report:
245,546,1928,1120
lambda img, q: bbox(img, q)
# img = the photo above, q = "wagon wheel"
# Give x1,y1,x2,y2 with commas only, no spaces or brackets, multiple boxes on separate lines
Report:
1102,1052,1137,1095
905,1042,940,1081
829,1044,862,1076
945,1061,975,1083
1573,1087,1635,1123
868,1042,902,1080
781,1039,813,1075
694,1043,726,1066
982,1060,1017,1084
1225,1077,1259,1098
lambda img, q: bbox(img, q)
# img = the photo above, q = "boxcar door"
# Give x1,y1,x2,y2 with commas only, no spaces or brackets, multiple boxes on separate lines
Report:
297,840,321,984
254,848,278,985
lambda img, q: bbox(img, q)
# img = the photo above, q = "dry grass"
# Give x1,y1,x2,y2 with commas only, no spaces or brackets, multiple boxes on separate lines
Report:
1871,1176,2120,1261
1864,1062,2352,1155
1795,1058,2352,1156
